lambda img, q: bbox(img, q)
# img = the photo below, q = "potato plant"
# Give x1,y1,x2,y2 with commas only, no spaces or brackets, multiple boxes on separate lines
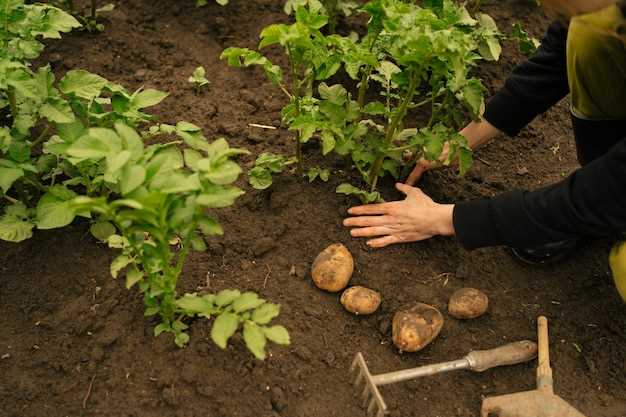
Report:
220,1,343,172
71,126,289,356
285,0,359,33
221,0,500,202
297,0,502,200
1,0,289,358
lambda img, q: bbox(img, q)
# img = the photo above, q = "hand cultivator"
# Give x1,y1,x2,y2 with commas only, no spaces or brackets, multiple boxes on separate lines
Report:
350,340,538,417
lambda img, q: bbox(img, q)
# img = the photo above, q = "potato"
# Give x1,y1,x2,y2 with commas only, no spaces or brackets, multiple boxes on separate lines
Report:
392,303,444,352
340,286,381,315
448,288,489,319
311,243,354,292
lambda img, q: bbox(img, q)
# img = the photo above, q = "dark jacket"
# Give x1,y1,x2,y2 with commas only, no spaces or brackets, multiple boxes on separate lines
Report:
453,22,626,249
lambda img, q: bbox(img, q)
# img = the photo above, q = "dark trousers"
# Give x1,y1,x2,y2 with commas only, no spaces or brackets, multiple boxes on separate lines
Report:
572,115,626,166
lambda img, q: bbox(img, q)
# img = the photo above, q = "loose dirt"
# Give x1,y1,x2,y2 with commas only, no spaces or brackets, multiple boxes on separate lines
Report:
1,1,625,416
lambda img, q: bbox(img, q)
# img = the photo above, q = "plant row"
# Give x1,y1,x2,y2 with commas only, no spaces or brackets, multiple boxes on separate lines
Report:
0,0,288,358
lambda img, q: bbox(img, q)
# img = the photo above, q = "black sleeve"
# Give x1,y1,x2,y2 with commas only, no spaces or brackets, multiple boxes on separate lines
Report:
453,138,626,250
483,21,570,136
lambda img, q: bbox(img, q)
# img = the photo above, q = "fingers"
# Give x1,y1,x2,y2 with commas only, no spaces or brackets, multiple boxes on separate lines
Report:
347,202,394,216
405,164,425,186
366,235,401,248
343,215,392,228
395,182,423,196
349,226,394,238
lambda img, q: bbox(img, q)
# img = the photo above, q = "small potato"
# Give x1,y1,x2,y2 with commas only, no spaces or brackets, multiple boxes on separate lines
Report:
340,286,381,315
311,243,354,292
448,288,489,319
392,303,444,352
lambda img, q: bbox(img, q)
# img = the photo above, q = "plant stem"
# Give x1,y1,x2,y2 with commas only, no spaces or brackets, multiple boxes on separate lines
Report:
3,194,18,204
368,70,419,191
24,177,47,193
357,67,372,110
31,125,50,147
288,48,303,174
91,0,97,20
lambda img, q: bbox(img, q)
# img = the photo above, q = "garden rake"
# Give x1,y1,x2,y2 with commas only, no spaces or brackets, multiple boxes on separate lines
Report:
350,340,538,417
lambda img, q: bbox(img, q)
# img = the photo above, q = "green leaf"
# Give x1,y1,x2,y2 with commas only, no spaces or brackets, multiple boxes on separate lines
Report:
40,99,75,124
125,268,144,289
110,254,132,278
211,312,239,349
336,183,383,204
90,221,116,242
130,89,168,109
232,292,265,313
198,217,224,236
120,165,146,195
174,332,190,347
249,166,273,190
362,102,386,116
215,289,241,306
251,303,280,325
36,190,77,230
67,129,121,160
175,294,215,315
243,321,267,360
154,322,171,336
0,167,24,193
59,70,108,100
321,130,335,155
318,83,347,106
0,203,34,243
262,325,290,345
196,186,244,208
205,160,243,185
150,172,201,194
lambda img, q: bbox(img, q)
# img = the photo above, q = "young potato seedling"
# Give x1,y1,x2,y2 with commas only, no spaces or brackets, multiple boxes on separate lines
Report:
71,124,289,357
188,66,210,94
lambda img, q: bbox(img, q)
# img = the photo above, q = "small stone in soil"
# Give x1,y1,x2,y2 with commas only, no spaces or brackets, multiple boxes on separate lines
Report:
293,346,313,362
270,387,288,412
134,68,147,78
252,237,276,257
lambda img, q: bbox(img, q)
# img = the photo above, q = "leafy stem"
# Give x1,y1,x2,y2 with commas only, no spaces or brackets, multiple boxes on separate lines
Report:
369,69,419,191
31,125,51,147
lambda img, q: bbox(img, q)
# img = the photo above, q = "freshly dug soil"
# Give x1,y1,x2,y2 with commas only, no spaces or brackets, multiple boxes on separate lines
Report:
1,1,625,416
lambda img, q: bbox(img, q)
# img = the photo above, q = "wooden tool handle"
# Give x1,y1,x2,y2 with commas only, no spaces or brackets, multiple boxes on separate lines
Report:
466,340,538,372
537,316,554,393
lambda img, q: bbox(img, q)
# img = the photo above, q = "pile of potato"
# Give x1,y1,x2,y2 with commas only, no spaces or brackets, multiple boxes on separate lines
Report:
310,243,489,352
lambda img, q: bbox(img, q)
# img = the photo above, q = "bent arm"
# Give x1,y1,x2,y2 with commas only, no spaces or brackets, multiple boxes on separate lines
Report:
454,138,626,250
483,21,570,136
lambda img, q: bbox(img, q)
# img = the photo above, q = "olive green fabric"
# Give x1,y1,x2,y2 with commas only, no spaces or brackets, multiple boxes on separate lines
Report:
567,3,626,120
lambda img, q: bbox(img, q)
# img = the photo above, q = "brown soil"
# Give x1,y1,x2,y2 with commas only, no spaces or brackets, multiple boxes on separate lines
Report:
1,1,625,416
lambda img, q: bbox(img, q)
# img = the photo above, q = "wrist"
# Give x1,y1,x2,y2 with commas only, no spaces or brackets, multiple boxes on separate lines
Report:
435,204,455,237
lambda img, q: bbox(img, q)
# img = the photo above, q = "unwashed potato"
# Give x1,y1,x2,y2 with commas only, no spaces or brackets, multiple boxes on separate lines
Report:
392,303,444,352
448,288,489,319
311,243,354,292
340,286,381,315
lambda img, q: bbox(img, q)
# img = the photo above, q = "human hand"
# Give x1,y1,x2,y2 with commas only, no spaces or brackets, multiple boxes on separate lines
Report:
405,157,439,186
342,183,455,248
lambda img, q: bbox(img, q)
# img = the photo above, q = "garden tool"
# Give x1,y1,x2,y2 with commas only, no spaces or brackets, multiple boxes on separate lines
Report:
480,316,587,417
350,340,538,417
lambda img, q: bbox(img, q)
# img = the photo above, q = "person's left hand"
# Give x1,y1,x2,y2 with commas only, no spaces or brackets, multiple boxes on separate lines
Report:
342,183,456,248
